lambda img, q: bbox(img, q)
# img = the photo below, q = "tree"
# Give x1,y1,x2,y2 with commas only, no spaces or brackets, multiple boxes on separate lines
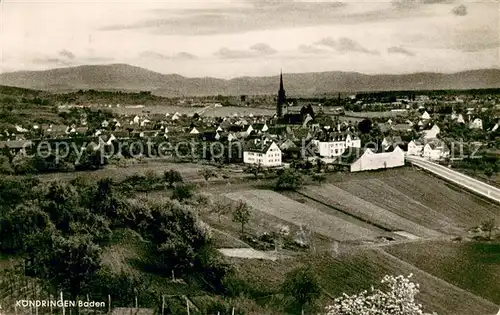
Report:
232,200,250,235
0,203,55,253
164,169,184,187
26,235,102,298
312,174,326,185
481,218,496,240
172,184,195,201
324,274,437,315
276,169,304,191
282,266,321,315
199,168,217,181
210,199,232,223
245,164,262,179
484,167,494,178
358,119,373,134
41,181,80,233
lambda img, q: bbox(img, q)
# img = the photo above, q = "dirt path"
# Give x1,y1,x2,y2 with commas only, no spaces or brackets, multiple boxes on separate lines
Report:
218,248,283,261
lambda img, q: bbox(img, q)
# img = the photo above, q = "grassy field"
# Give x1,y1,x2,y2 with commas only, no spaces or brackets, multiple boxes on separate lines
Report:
386,240,500,305
228,247,498,315
110,105,274,117
33,160,220,183
377,170,500,229
334,178,463,235
344,110,407,118
225,189,383,242
299,184,443,239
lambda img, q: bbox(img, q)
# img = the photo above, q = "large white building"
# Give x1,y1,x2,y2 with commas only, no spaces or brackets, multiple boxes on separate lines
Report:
243,141,282,167
407,140,424,156
423,141,450,161
318,134,361,158
350,146,405,172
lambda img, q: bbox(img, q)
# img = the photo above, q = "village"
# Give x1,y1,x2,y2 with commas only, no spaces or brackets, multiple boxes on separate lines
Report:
0,75,498,178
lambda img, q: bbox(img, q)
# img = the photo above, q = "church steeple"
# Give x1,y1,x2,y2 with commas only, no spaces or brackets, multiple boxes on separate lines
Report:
277,70,286,118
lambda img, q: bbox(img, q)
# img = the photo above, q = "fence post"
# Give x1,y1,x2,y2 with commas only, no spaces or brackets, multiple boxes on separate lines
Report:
108,295,111,314
161,295,164,315
61,291,65,315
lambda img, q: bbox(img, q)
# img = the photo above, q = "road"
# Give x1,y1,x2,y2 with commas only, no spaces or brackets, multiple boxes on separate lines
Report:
406,156,500,203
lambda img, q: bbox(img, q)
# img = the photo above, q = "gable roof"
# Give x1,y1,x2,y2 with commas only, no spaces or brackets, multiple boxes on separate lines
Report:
244,141,279,154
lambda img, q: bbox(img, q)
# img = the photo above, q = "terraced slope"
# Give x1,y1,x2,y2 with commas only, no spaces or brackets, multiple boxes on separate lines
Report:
229,248,498,315
334,178,462,235
379,171,500,228
225,190,383,241
300,184,442,239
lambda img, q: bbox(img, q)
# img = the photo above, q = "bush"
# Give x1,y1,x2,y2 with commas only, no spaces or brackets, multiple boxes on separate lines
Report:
164,169,184,187
276,169,304,191
172,184,195,201
0,155,14,174
484,167,494,177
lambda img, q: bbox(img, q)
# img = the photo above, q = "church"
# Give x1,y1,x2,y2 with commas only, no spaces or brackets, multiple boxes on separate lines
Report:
275,71,312,125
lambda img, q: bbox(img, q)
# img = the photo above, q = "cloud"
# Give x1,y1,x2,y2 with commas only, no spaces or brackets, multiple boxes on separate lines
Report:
214,43,277,59
59,49,76,60
249,43,276,56
32,57,71,66
100,2,418,36
387,46,415,56
452,4,467,16
316,37,379,54
32,53,113,67
298,45,329,55
139,51,197,60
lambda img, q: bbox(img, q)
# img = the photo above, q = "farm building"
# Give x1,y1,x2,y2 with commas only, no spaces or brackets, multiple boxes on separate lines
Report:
243,141,282,167
350,146,405,172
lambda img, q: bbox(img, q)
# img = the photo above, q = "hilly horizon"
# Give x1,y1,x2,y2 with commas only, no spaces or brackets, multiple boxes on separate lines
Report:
1,64,499,97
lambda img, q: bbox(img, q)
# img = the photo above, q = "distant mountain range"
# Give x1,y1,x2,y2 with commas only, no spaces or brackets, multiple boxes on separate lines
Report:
0,64,499,97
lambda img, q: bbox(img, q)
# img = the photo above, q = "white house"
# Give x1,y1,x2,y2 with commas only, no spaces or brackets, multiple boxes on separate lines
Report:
382,136,403,150
189,127,200,134
469,118,483,130
422,124,440,140
350,146,405,172
407,140,424,156
318,134,361,158
106,134,117,146
491,122,499,132
261,123,269,132
171,112,181,121
140,119,151,127
456,114,465,124
421,111,431,120
243,141,282,167
246,125,254,135
423,141,450,161
15,125,28,133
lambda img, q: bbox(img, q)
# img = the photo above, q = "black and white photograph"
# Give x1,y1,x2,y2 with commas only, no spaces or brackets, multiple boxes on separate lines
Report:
0,0,499,314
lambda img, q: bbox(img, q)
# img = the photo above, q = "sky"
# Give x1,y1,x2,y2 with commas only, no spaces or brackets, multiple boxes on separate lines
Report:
0,0,498,78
